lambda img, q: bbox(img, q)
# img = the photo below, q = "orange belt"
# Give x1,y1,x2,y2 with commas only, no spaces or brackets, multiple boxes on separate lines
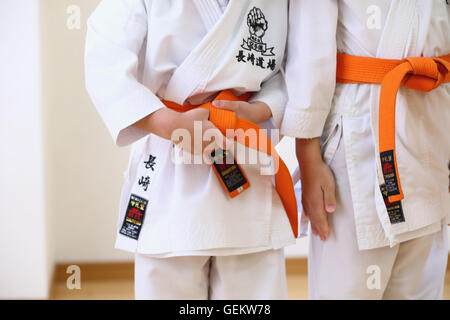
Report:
337,53,450,203
162,90,298,237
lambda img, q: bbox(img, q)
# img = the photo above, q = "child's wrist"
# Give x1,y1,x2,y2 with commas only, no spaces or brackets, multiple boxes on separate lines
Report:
295,137,323,166
166,110,185,137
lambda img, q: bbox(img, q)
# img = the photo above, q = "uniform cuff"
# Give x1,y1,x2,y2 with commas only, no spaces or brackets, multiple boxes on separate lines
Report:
280,107,329,139
249,84,286,130
106,86,166,147
250,96,284,130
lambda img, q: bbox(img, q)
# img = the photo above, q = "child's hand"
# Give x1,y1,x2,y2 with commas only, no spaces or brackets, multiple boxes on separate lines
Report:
212,100,272,124
173,108,228,155
296,138,336,241
134,107,228,156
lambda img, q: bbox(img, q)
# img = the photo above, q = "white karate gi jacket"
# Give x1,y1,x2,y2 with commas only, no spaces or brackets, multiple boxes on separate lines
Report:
85,0,295,255
283,0,450,250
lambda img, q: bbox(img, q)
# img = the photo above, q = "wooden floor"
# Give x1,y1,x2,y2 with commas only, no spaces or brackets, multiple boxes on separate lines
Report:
50,275,310,300
50,260,450,300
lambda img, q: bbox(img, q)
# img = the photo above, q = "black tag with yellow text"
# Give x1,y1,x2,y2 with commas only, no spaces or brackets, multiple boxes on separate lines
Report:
119,194,148,240
380,150,400,196
209,148,249,196
380,184,405,224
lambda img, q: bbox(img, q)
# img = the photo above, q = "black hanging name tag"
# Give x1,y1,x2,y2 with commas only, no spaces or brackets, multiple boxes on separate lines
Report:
380,184,405,224
380,150,400,196
209,148,250,198
119,194,148,240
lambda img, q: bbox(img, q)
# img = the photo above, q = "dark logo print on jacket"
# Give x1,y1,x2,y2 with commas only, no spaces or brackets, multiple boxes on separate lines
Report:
119,194,148,240
236,7,276,71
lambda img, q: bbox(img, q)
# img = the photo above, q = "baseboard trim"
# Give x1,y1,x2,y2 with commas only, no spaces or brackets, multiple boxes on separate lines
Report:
52,262,134,282
285,258,308,275
51,255,450,283
51,258,307,283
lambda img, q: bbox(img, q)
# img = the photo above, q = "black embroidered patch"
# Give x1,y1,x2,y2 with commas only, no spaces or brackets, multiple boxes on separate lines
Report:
380,184,405,224
119,194,148,240
380,150,400,196
236,7,276,70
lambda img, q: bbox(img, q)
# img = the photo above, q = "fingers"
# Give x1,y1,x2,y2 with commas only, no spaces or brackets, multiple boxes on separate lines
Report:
187,107,210,121
202,121,235,163
309,182,335,241
203,121,228,149
301,162,336,242
306,207,330,241
322,181,336,214
303,192,330,241
213,100,272,123
311,227,319,236
212,100,242,113
175,109,236,162
322,164,337,214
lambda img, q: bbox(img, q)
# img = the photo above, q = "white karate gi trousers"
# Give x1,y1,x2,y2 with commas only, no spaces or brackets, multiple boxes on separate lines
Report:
134,249,287,300
309,139,449,300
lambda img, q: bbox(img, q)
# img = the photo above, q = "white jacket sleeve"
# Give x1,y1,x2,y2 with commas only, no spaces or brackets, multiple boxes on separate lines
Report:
249,71,287,130
280,0,338,139
85,0,165,147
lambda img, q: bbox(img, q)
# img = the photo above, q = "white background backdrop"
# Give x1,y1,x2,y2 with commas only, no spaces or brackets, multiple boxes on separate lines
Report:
0,0,447,299
0,0,51,299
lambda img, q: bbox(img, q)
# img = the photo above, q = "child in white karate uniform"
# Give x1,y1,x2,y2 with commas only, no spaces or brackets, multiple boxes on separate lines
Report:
283,0,449,299
85,0,297,299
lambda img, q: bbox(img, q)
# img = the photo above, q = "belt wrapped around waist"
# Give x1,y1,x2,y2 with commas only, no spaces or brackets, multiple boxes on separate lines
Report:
337,53,450,203
162,90,298,237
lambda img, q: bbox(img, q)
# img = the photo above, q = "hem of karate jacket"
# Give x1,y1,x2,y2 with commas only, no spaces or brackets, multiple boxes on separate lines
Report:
352,189,449,250
280,106,330,139
132,241,295,258
354,220,445,250
114,186,297,257
114,206,297,256
114,233,296,257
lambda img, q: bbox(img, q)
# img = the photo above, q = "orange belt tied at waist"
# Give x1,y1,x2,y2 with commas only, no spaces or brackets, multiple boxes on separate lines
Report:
162,90,299,237
337,53,450,203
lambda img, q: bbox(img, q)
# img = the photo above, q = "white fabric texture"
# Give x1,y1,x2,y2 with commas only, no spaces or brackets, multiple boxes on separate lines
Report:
134,249,287,300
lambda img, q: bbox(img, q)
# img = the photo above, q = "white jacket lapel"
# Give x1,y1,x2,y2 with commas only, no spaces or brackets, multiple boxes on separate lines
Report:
376,0,417,59
163,0,246,103
193,0,224,31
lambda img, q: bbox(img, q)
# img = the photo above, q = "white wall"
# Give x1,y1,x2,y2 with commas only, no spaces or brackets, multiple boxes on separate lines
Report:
0,0,52,299
41,0,133,263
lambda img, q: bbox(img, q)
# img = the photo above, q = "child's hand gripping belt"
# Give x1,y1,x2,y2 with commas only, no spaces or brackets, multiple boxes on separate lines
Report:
163,90,299,237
